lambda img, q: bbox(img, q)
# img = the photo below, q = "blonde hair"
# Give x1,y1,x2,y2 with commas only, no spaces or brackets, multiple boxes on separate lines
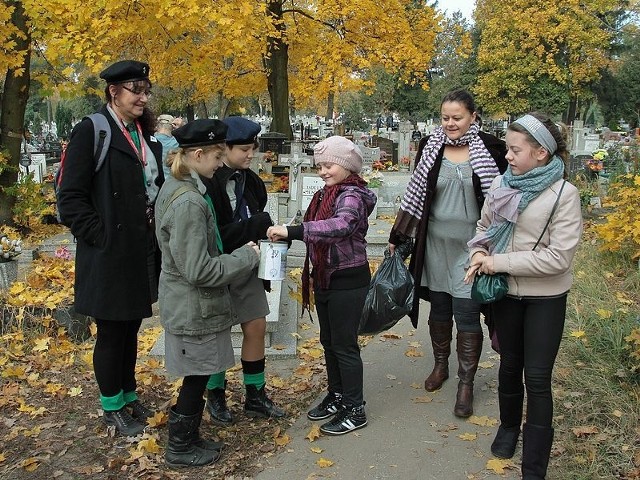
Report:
166,144,225,180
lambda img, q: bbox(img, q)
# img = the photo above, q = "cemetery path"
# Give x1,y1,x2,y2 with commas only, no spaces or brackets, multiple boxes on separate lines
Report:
254,303,520,480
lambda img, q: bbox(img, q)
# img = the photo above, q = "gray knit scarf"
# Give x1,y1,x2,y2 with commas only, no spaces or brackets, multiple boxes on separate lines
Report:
397,123,500,237
467,156,565,254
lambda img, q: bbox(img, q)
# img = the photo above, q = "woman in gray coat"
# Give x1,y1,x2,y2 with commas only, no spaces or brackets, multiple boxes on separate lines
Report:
155,119,260,468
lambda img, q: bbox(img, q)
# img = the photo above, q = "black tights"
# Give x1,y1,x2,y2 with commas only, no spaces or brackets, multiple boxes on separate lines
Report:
493,294,567,427
175,375,208,416
93,318,142,398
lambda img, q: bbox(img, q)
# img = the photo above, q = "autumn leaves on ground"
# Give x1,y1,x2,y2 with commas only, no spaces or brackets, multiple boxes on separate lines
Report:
0,216,639,479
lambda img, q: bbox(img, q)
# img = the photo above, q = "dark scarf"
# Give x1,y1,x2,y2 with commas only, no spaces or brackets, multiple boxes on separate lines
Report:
301,174,367,314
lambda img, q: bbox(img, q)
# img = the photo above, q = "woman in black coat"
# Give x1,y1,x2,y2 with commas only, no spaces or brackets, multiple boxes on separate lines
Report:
388,90,507,419
57,60,164,436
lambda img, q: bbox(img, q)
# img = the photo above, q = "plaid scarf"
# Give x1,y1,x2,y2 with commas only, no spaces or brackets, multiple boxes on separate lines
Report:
301,174,367,314
395,123,500,237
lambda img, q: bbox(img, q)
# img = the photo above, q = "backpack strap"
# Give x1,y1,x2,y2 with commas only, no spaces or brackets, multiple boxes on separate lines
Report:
85,113,111,172
168,185,194,206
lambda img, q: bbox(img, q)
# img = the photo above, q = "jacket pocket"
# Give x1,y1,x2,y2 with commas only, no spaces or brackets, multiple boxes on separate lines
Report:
197,286,231,319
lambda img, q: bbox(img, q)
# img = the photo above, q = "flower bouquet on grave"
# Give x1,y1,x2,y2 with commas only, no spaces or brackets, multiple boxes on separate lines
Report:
0,235,22,262
262,150,278,163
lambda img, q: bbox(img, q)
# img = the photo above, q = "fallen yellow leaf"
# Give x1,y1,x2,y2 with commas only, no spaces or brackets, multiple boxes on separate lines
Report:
317,458,334,468
478,361,495,369
468,415,498,427
68,387,83,397
306,424,321,442
458,432,477,441
596,309,612,319
274,434,290,447
405,348,424,357
570,330,586,338
486,458,514,474
413,396,432,403
147,411,167,428
137,436,161,454
310,447,323,454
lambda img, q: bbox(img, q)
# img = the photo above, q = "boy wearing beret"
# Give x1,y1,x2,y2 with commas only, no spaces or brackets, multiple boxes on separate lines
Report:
201,117,285,423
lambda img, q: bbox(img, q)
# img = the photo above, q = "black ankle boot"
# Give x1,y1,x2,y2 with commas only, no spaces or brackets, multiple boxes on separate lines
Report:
103,407,145,436
165,407,221,468
491,391,523,459
522,423,554,479
244,385,285,419
206,387,233,425
127,399,154,422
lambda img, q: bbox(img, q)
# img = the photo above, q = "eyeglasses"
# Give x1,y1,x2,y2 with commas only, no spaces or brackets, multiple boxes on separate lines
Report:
122,85,152,97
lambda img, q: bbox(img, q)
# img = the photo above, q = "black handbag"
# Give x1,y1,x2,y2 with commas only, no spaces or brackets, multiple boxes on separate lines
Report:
471,180,566,305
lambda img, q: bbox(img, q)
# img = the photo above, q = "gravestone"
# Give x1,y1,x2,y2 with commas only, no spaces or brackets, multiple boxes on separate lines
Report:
298,174,325,213
372,136,398,164
360,146,381,168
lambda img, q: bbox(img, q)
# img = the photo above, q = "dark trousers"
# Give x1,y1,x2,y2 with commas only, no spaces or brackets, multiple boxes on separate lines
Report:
176,375,208,415
493,294,567,427
314,286,368,407
429,290,482,333
93,318,142,398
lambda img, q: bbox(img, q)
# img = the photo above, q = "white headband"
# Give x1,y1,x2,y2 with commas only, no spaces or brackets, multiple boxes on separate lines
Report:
513,114,557,154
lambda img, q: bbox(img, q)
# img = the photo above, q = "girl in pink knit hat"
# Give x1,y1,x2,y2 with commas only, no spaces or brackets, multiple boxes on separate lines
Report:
267,135,377,435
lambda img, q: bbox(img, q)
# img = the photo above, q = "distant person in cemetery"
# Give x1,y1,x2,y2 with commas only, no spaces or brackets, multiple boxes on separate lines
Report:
155,114,179,177
200,116,285,425
465,113,581,479
57,60,164,436
155,119,260,467
387,89,507,418
267,136,376,435
172,116,186,130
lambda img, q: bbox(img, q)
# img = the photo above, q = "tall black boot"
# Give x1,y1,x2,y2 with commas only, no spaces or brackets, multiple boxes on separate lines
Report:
491,390,524,458
244,385,285,418
193,400,224,453
453,331,483,418
165,407,221,468
522,423,554,479
205,382,233,426
424,320,453,392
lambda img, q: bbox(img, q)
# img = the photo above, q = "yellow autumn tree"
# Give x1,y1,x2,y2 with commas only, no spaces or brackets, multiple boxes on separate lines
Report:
474,0,618,116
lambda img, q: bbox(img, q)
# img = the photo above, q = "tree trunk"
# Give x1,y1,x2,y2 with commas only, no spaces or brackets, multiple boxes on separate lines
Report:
265,1,293,139
0,1,31,225
195,100,208,120
186,105,195,122
566,95,578,125
326,92,335,123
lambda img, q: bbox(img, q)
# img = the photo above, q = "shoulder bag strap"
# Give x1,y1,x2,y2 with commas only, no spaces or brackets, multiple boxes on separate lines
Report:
532,180,566,251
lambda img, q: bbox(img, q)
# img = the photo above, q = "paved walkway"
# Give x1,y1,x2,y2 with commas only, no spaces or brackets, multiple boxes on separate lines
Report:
254,302,520,480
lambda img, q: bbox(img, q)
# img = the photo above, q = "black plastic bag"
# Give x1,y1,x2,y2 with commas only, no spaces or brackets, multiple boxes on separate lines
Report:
359,241,414,335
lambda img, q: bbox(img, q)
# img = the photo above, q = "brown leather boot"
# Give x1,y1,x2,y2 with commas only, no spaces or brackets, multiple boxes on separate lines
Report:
453,331,483,418
424,320,453,392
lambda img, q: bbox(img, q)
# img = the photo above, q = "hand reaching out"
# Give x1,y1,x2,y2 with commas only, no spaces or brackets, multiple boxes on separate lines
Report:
266,225,288,241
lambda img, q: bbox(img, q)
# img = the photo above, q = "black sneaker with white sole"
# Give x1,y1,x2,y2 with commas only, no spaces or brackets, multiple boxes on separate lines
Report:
307,392,343,421
319,402,367,435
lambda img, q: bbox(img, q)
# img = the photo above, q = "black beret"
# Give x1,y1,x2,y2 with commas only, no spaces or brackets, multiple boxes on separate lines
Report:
100,60,150,84
223,117,261,145
173,119,227,147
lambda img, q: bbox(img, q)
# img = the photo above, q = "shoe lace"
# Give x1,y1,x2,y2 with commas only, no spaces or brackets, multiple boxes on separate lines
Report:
115,409,136,426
